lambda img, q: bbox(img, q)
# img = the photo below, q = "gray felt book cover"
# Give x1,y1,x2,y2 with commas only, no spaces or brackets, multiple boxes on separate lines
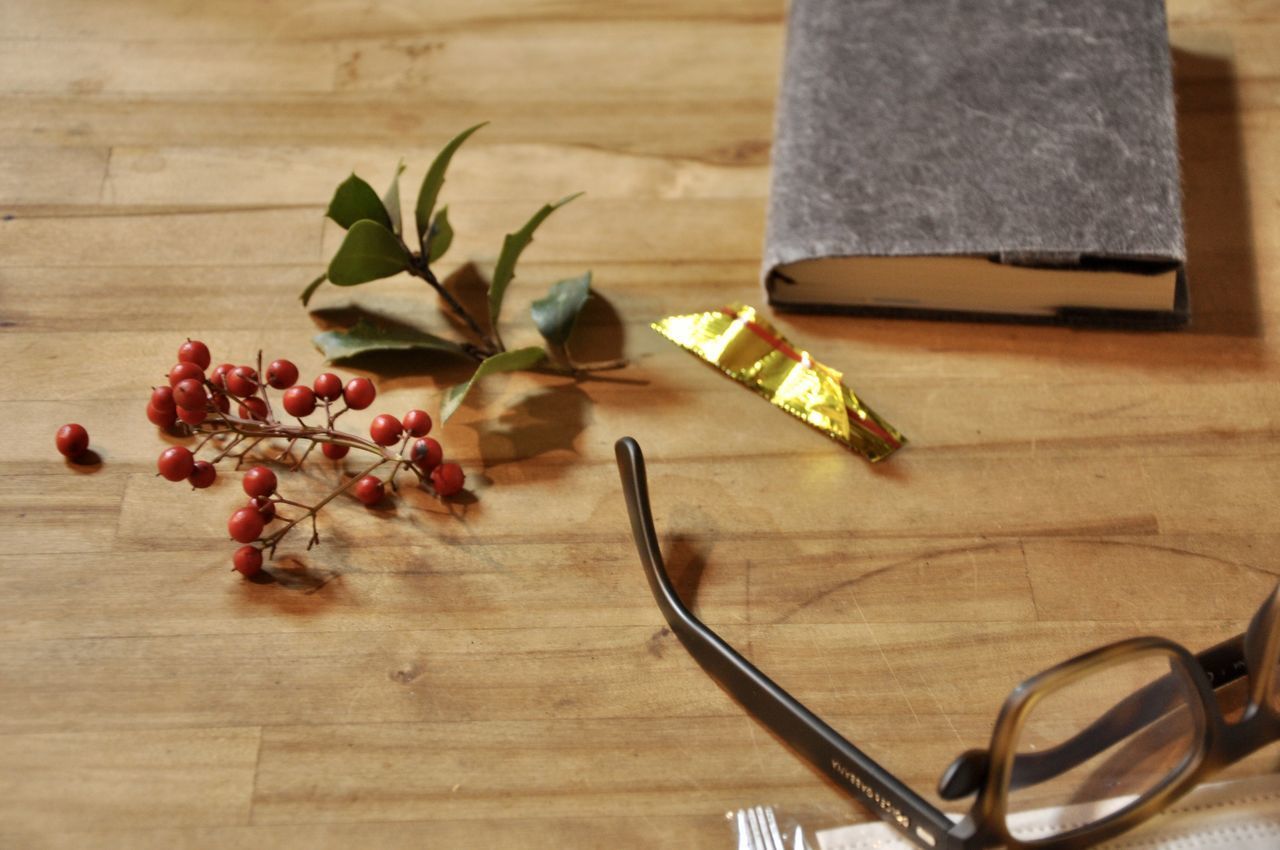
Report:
763,0,1187,325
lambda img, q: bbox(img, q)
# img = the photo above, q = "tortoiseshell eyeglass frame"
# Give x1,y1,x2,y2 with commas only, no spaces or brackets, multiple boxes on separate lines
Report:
615,437,1280,850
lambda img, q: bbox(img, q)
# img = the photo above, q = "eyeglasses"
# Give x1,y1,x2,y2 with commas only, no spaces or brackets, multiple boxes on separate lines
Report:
615,437,1280,850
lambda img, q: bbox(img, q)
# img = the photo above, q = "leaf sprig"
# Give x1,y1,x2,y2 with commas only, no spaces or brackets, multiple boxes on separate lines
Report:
303,123,621,420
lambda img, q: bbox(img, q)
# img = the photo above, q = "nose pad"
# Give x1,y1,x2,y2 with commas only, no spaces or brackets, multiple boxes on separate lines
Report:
937,748,989,800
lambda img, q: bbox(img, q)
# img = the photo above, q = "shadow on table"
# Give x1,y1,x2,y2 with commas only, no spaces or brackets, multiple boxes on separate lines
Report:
1173,47,1260,338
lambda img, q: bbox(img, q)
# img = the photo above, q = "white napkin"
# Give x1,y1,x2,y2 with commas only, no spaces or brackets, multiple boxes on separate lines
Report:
815,773,1280,850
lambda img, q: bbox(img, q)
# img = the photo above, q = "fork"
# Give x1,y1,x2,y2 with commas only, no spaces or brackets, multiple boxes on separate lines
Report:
734,805,790,850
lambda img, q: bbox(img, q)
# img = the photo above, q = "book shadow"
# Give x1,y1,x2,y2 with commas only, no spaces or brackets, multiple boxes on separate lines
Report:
1173,48,1260,338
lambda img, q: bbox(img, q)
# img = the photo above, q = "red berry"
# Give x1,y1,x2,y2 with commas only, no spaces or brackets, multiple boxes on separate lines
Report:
209,363,234,390
233,545,263,578
157,446,195,482
147,402,177,428
177,406,208,425
402,409,432,437
55,423,90,459
238,398,268,421
369,413,403,446
410,437,443,472
168,361,204,387
353,475,383,506
313,372,343,401
188,460,217,489
177,340,212,370
225,366,258,397
343,377,376,410
242,466,277,498
228,507,265,544
172,378,208,411
282,386,316,418
431,462,466,497
248,495,276,522
322,443,349,460
150,385,176,413
211,392,230,414
266,359,299,390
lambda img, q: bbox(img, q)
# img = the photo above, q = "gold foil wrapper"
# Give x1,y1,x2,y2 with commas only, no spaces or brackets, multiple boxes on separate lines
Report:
652,304,905,461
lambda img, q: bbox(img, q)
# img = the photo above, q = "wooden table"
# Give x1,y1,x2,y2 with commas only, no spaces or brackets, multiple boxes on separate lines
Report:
2,1,1277,846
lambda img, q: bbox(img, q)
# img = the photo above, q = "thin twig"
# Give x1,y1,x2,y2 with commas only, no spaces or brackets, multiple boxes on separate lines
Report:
409,256,498,355
260,456,388,558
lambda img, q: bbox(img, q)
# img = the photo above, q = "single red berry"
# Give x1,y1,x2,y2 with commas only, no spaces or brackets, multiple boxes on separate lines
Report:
211,392,230,414
172,378,208,411
177,406,208,425
147,402,177,428
343,377,376,410
322,442,349,460
402,409,432,437
282,385,316,418
353,475,383,506
55,423,90,459
177,339,212,370
410,437,443,471
431,462,466,497
228,506,265,544
233,545,263,578
150,385,176,413
188,460,217,489
225,366,258,397
168,361,204,387
313,372,343,401
248,495,276,523
266,359,299,390
369,413,403,446
238,397,268,421
157,446,195,482
209,363,234,390
242,466,277,498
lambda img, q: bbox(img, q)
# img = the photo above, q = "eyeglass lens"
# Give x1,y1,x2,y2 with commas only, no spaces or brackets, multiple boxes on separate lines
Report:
1003,649,1200,843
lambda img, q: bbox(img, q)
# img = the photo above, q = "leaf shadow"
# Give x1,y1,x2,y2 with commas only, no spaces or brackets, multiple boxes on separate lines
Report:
465,381,592,481
569,290,626,364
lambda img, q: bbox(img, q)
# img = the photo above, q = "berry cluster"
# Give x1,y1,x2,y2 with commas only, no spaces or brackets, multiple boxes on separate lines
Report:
149,340,466,578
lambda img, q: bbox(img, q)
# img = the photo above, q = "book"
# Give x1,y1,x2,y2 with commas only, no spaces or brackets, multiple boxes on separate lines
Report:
763,0,1187,326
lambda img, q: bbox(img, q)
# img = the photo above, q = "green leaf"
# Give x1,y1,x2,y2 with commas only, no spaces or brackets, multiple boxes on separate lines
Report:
488,192,582,333
530,271,592,347
313,318,467,363
299,272,327,307
382,159,407,235
440,346,546,422
327,174,393,231
426,206,454,264
415,122,487,249
327,220,412,286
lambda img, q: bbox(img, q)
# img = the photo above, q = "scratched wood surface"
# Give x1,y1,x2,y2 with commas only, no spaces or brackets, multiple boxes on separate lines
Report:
2,0,1279,847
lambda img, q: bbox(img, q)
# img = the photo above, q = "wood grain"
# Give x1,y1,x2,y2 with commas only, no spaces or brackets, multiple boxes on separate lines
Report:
2,0,1279,846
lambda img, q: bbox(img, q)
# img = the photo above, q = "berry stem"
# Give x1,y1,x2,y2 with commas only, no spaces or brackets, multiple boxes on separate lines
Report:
259,456,388,557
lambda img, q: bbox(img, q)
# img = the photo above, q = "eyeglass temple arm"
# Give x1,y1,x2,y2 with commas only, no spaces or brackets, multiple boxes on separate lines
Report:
615,437,959,850
940,634,1246,799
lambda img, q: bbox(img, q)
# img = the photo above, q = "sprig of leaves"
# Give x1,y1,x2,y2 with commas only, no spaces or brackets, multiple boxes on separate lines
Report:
301,123,623,422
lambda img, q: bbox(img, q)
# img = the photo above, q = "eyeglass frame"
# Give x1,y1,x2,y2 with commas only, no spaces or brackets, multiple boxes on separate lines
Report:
614,436,1280,850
